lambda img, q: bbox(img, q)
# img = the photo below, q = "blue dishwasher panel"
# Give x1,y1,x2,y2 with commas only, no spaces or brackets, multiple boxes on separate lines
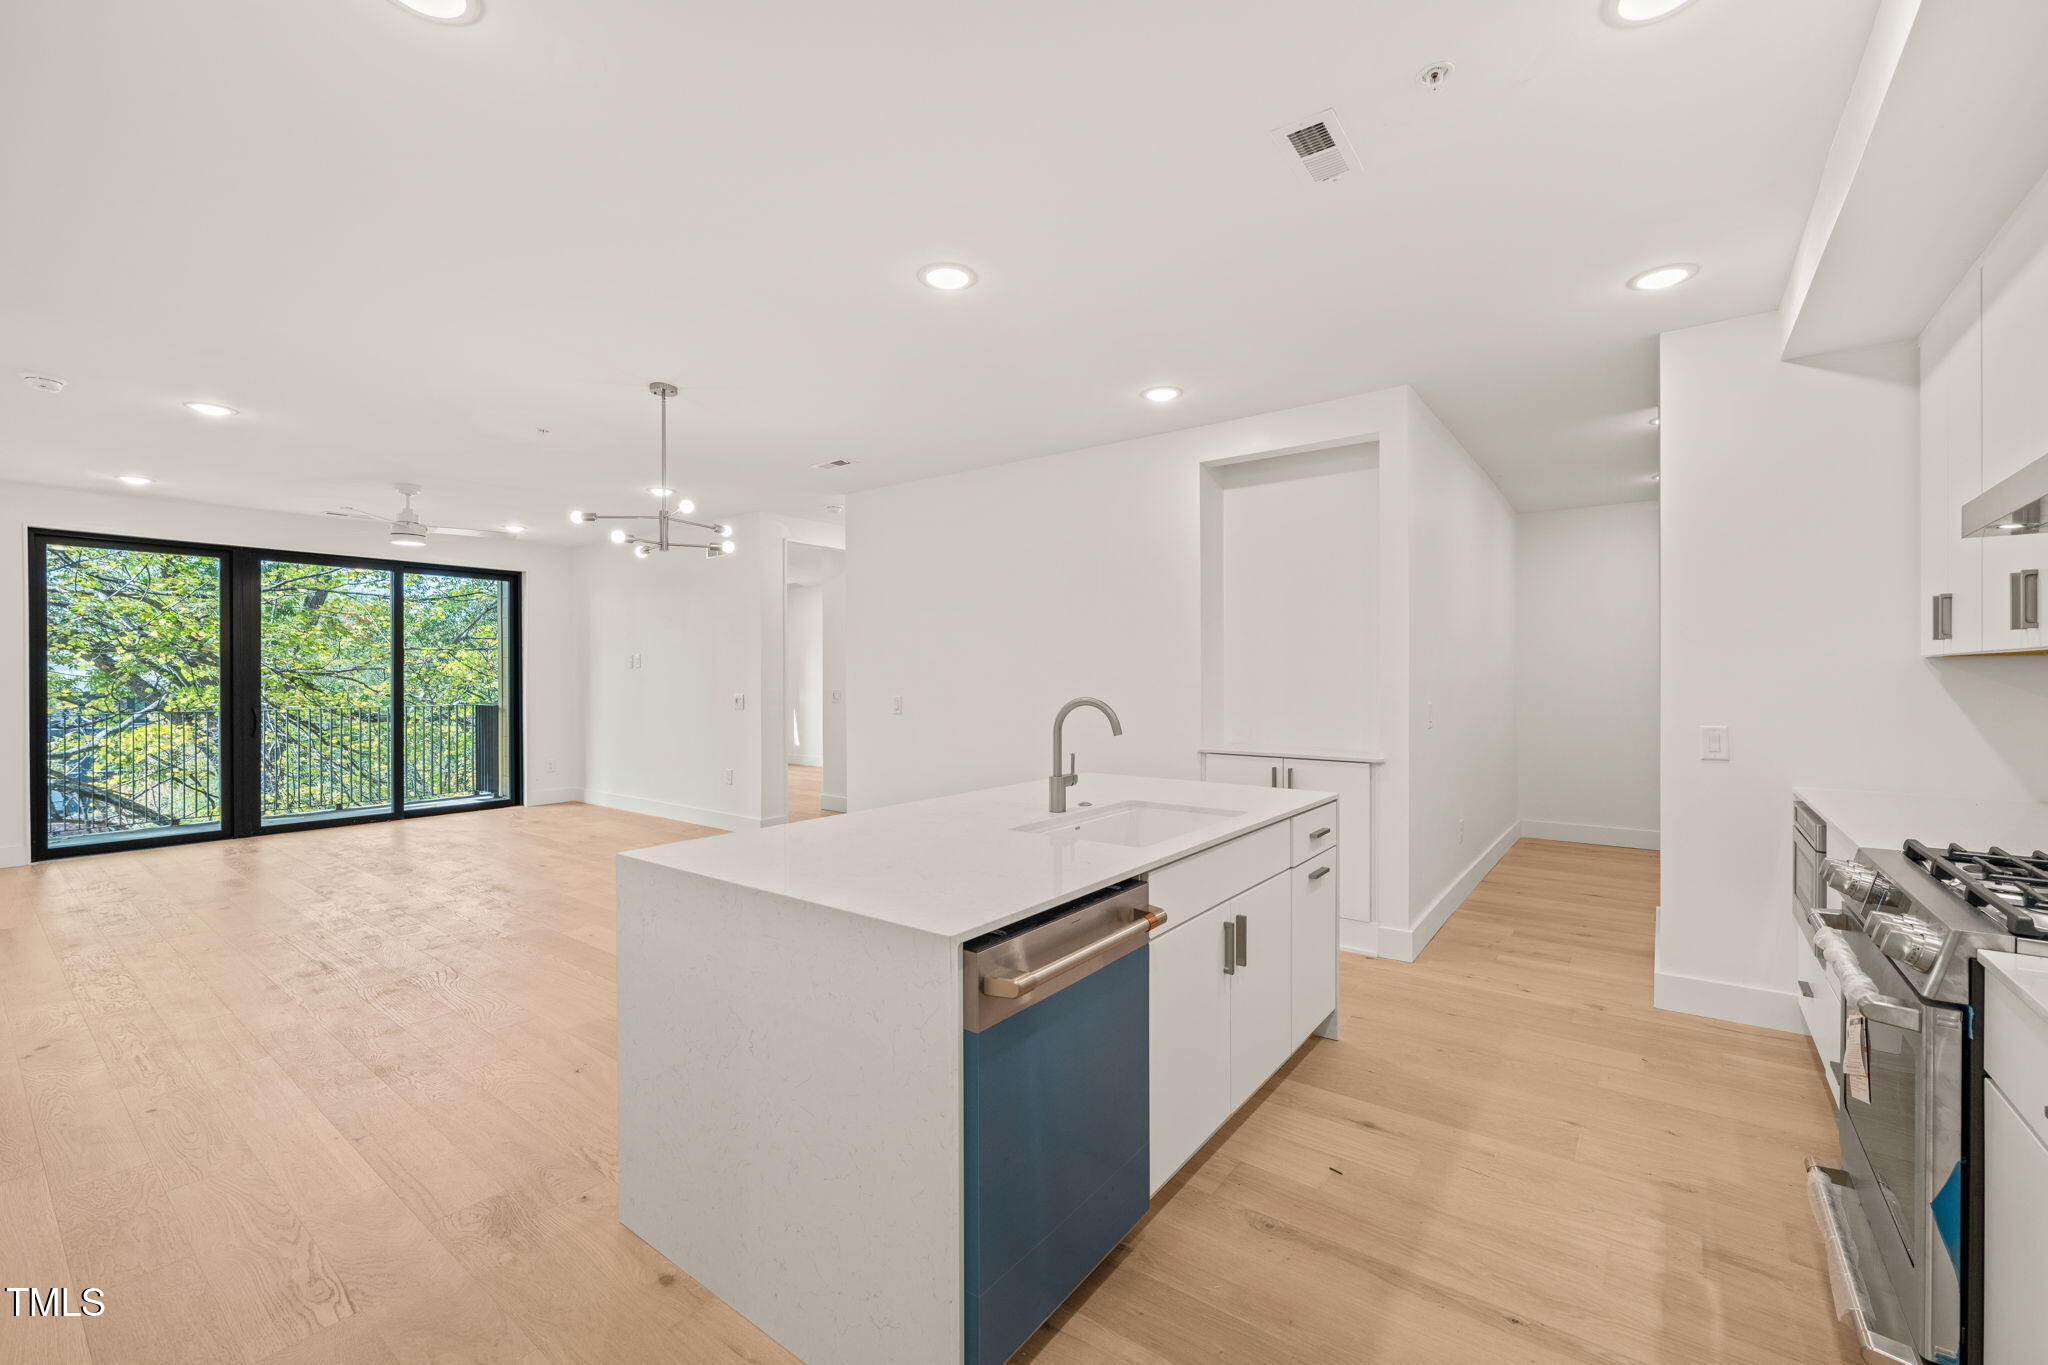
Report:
963,944,1149,1365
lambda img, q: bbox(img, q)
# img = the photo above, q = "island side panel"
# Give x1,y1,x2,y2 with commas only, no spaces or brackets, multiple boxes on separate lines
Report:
617,854,964,1365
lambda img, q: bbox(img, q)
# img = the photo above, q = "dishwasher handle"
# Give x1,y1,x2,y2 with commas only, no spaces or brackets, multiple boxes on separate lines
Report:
981,909,1166,999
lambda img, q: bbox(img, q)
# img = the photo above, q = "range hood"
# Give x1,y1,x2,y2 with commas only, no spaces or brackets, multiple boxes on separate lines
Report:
1962,453,2048,537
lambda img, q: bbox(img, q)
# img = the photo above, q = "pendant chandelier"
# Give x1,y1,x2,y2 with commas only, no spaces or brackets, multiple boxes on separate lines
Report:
570,381,735,559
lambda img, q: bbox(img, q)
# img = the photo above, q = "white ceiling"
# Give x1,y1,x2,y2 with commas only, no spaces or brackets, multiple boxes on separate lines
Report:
0,0,1877,540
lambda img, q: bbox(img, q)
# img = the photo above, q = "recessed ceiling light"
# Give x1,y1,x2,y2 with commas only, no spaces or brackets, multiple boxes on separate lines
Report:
502,523,527,534
1141,386,1183,403
388,0,480,21
184,401,237,417
1608,0,1700,24
1627,264,1698,292
918,263,977,291
20,374,66,394
117,475,152,486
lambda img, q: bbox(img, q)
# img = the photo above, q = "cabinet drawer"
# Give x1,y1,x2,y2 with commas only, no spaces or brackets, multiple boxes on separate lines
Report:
1981,1082,2048,1365
1290,803,1338,866
1985,971,2048,1151
1148,823,1290,932
1291,850,1338,1043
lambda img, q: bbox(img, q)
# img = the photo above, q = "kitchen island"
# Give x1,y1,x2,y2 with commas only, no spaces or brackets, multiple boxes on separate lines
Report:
617,773,1350,1365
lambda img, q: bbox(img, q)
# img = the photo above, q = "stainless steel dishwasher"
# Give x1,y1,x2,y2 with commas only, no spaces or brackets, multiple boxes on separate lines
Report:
961,879,1163,1365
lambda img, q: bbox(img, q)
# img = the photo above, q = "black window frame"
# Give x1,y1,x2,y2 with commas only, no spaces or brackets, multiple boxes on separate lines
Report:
29,528,525,861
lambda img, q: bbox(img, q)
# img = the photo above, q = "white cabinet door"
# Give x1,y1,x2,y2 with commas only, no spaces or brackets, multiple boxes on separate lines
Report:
1982,188,2048,489
1290,851,1338,1044
1982,536,2045,653
1201,752,1281,789
1982,1083,2048,1364
1921,268,1985,655
1790,929,1841,1104
1225,873,1293,1113
1148,901,1231,1193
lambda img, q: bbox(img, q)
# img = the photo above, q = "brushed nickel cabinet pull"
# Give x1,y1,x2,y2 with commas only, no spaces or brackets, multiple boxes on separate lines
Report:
1310,827,1332,839
1308,865,1332,882
1234,913,1248,966
1222,920,1236,975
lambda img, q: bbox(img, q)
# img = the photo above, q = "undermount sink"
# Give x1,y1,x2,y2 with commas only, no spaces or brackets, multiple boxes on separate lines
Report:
1012,801,1243,848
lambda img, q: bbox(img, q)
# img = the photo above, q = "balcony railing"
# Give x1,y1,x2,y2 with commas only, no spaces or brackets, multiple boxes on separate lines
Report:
46,702,504,841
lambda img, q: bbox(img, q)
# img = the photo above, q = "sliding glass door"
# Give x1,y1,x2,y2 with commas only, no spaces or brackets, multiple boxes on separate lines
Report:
31,531,522,860
35,538,228,852
258,560,396,826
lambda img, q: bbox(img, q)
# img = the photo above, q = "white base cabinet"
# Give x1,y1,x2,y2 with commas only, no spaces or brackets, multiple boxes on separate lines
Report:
1147,800,1340,1193
1981,1085,2048,1364
1200,749,1372,933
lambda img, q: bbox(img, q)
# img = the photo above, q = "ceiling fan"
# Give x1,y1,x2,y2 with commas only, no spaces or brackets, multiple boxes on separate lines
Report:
325,483,509,549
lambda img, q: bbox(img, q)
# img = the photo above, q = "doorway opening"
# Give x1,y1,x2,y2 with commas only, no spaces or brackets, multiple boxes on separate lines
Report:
783,542,845,823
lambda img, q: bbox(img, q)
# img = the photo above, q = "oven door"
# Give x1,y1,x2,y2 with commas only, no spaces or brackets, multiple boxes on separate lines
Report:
1830,932,1964,1365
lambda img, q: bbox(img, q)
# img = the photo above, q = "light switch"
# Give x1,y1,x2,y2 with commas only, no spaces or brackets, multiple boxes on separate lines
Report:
1699,725,1730,761
892,695,904,715
732,692,746,711
831,689,842,703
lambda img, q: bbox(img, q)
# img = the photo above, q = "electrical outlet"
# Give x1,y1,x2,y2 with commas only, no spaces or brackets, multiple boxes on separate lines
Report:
1457,815,1465,844
1700,725,1731,762
546,760,557,774
723,768,734,785
1427,702,1436,730
892,695,904,715
732,692,746,711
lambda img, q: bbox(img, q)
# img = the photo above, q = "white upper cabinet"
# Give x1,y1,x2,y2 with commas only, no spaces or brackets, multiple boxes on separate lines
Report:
1920,268,1985,656
1981,196,2048,653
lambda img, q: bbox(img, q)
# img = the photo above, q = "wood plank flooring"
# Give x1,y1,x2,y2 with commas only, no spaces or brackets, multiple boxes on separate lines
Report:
0,813,1858,1364
786,764,837,823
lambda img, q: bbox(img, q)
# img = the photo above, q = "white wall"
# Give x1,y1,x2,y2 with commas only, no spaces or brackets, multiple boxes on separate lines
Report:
579,511,843,831
846,385,1516,949
1658,312,2048,1029
1516,501,1661,849
1399,391,1521,950
784,584,824,764
0,479,586,867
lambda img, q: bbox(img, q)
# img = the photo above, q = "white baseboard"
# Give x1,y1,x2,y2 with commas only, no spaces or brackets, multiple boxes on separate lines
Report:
820,793,848,813
786,752,823,767
1519,819,1659,851
0,844,28,870
1653,967,1802,1033
525,787,584,807
1338,918,1378,956
581,789,761,832
1377,822,1521,963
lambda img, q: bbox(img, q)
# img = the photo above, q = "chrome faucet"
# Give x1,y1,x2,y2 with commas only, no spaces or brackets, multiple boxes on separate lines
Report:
1049,697,1123,813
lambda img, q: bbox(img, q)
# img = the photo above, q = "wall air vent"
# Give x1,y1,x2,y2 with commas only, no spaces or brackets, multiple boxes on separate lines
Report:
813,458,854,469
1279,111,1357,183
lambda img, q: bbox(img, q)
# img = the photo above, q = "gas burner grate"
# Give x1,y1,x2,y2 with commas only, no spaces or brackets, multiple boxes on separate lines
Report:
1904,839,2048,937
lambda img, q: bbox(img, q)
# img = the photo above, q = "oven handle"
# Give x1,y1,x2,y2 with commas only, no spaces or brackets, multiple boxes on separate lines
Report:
1806,912,1921,1032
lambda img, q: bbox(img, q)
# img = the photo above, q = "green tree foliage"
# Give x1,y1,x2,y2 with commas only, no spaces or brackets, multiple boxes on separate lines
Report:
45,545,509,839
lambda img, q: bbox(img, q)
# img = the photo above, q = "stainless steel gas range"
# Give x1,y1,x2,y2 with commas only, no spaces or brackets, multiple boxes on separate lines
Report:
1797,818,2048,1365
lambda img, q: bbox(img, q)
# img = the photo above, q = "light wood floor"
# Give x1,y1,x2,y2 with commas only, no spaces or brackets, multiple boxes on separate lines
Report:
786,764,836,823
0,813,1857,1365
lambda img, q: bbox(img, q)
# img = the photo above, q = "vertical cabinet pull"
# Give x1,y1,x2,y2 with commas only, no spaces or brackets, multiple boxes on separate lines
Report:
2014,570,2041,631
1268,766,1278,788
1234,913,1249,966
1222,920,1235,975
1284,767,1295,788
1933,593,1953,642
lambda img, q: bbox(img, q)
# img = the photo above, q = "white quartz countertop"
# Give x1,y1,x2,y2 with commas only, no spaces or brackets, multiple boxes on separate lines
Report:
621,774,1335,943
1793,786,2048,856
1981,951,2048,1028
